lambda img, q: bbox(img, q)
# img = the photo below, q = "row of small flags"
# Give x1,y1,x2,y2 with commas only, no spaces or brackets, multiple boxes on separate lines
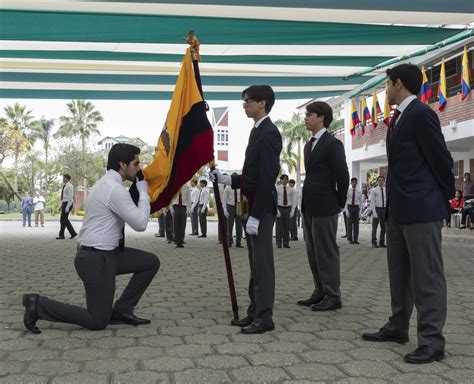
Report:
351,46,471,136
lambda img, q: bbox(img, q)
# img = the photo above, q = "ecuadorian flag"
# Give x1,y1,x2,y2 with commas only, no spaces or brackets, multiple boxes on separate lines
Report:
131,37,214,212
361,96,370,135
420,66,432,104
371,89,381,128
461,46,471,101
350,100,359,137
438,59,447,111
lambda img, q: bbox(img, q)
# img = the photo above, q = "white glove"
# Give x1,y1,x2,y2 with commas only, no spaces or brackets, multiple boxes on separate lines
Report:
209,170,231,186
186,207,191,215
136,178,149,196
223,208,229,218
245,216,260,236
290,209,295,218
169,206,175,215
372,208,378,219
64,205,70,214
276,209,281,218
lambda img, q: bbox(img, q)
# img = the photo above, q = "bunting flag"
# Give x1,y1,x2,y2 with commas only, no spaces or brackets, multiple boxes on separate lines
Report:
420,66,433,103
137,39,214,212
350,99,359,137
371,89,382,128
383,84,391,127
438,58,447,111
361,96,370,135
461,46,471,101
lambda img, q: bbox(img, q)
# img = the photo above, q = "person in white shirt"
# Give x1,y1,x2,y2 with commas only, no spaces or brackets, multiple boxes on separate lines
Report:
218,177,227,244
275,174,296,248
370,175,387,248
197,179,209,237
288,179,300,240
33,191,46,227
345,177,363,244
189,179,200,235
56,174,78,239
171,183,192,247
223,176,243,248
22,143,160,334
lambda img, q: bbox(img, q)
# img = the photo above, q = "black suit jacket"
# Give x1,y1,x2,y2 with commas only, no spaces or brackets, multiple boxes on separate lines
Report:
386,98,454,224
231,117,282,220
302,130,349,217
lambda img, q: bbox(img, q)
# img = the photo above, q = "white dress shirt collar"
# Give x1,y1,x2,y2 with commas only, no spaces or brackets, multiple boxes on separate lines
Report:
312,127,327,140
254,115,269,128
396,95,417,114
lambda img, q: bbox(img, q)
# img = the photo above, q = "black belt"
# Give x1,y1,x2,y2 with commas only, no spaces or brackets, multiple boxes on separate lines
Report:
77,245,117,252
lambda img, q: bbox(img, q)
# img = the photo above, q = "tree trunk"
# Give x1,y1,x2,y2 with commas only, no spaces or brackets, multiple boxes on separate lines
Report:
13,147,19,211
296,139,302,190
81,136,88,208
44,142,49,192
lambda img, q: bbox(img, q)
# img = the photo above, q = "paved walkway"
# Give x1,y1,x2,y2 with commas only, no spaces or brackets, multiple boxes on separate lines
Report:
0,220,473,383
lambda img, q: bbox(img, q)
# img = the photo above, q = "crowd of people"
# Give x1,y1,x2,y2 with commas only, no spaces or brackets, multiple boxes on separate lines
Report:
20,64,468,365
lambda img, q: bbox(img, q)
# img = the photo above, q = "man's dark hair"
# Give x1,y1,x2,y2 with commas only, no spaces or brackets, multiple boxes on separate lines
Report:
289,179,296,184
200,179,208,186
386,64,422,96
377,175,385,181
464,172,470,177
280,174,289,180
351,177,358,182
241,85,275,113
63,174,71,181
306,101,333,128
107,143,140,171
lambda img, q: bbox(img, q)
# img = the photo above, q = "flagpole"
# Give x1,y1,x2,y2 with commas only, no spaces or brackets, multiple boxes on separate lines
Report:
185,31,240,321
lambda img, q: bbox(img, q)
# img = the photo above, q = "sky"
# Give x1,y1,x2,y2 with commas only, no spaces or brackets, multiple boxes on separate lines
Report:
0,98,310,170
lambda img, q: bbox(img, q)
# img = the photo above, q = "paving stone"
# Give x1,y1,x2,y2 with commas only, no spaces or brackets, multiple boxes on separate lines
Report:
335,379,388,384
0,338,39,351
286,363,347,381
0,374,48,384
196,354,247,369
230,366,290,382
50,373,109,384
167,344,213,357
113,370,170,384
204,325,241,335
139,335,184,347
440,369,474,382
263,341,309,353
276,331,318,342
249,351,301,366
62,347,114,360
41,337,89,351
0,361,25,376
115,326,159,337
0,329,23,341
299,350,351,364
27,361,80,375
160,326,201,336
6,348,60,361
174,369,231,384
115,345,165,359
346,347,401,361
216,342,264,355
83,358,138,373
89,336,137,349
390,374,449,384
143,356,195,372
184,334,230,345
339,361,398,378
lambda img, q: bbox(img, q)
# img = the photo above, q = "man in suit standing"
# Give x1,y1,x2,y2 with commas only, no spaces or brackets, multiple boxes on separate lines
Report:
189,179,200,235
297,101,349,311
370,175,387,248
21,191,34,227
211,85,282,334
56,174,78,239
197,179,209,238
288,179,300,241
362,64,454,364
345,177,363,245
275,174,296,248
22,143,160,333
171,184,191,248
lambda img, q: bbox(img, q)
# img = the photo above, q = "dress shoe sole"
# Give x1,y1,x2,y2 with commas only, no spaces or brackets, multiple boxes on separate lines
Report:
404,352,444,364
110,319,151,326
362,334,409,344
311,303,342,311
241,325,275,334
230,319,253,327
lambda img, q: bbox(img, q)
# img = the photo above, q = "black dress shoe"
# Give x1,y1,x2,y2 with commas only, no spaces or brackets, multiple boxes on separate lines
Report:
56,236,65,240
283,245,291,248
230,316,253,327
354,241,360,244
110,311,151,326
22,294,41,334
198,235,207,238
362,328,409,344
341,235,347,238
310,298,342,311
241,322,275,334
276,245,282,248
154,234,165,238
297,292,324,307
348,240,354,244
372,243,379,248
404,345,444,364
69,234,78,239
379,244,387,248
176,244,184,248
235,244,244,248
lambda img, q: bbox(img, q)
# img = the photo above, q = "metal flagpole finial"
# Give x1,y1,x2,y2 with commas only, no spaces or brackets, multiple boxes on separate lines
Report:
184,30,200,61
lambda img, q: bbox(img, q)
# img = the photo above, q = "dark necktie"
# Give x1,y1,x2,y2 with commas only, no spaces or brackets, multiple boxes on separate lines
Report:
352,189,355,205
61,185,65,200
283,186,288,206
381,187,384,208
234,189,238,205
387,109,401,141
248,126,257,144
179,192,182,205
304,137,316,167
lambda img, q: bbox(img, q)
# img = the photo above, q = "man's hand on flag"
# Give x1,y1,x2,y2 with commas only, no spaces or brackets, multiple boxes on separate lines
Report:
136,178,149,195
209,170,231,186
245,216,259,236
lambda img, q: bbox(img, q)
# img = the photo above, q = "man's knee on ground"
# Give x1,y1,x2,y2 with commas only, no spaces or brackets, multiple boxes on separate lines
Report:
88,319,109,331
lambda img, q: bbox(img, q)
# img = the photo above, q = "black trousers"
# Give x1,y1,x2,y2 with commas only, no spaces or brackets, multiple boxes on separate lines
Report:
198,204,207,235
37,247,160,330
157,215,165,236
290,207,299,239
59,202,77,237
190,204,199,235
165,211,174,241
172,205,187,245
275,206,291,247
227,204,243,245
347,205,360,242
371,207,386,245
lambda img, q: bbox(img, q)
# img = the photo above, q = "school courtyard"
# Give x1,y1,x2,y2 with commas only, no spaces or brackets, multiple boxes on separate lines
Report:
0,220,473,383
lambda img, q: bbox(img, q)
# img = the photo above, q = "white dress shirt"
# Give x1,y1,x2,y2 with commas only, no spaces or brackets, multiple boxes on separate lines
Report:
171,184,192,209
254,115,269,129
33,196,45,211
311,127,327,151
370,186,387,209
394,95,417,126
78,170,150,250
190,187,200,209
276,184,296,209
223,185,241,206
346,187,363,207
199,187,209,207
61,181,74,211
291,188,301,208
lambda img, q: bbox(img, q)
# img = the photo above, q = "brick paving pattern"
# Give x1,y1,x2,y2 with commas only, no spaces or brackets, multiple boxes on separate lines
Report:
1,220,473,383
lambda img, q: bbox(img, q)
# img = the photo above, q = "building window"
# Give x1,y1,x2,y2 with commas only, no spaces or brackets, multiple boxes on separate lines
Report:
216,129,228,146
452,160,459,178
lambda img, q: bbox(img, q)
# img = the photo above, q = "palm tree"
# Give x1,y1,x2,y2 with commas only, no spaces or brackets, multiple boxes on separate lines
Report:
55,100,103,200
2,103,36,209
275,112,311,189
31,117,55,190
280,148,297,176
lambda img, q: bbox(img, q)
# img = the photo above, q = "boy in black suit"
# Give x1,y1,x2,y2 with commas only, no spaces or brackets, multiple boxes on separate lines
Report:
362,64,454,364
